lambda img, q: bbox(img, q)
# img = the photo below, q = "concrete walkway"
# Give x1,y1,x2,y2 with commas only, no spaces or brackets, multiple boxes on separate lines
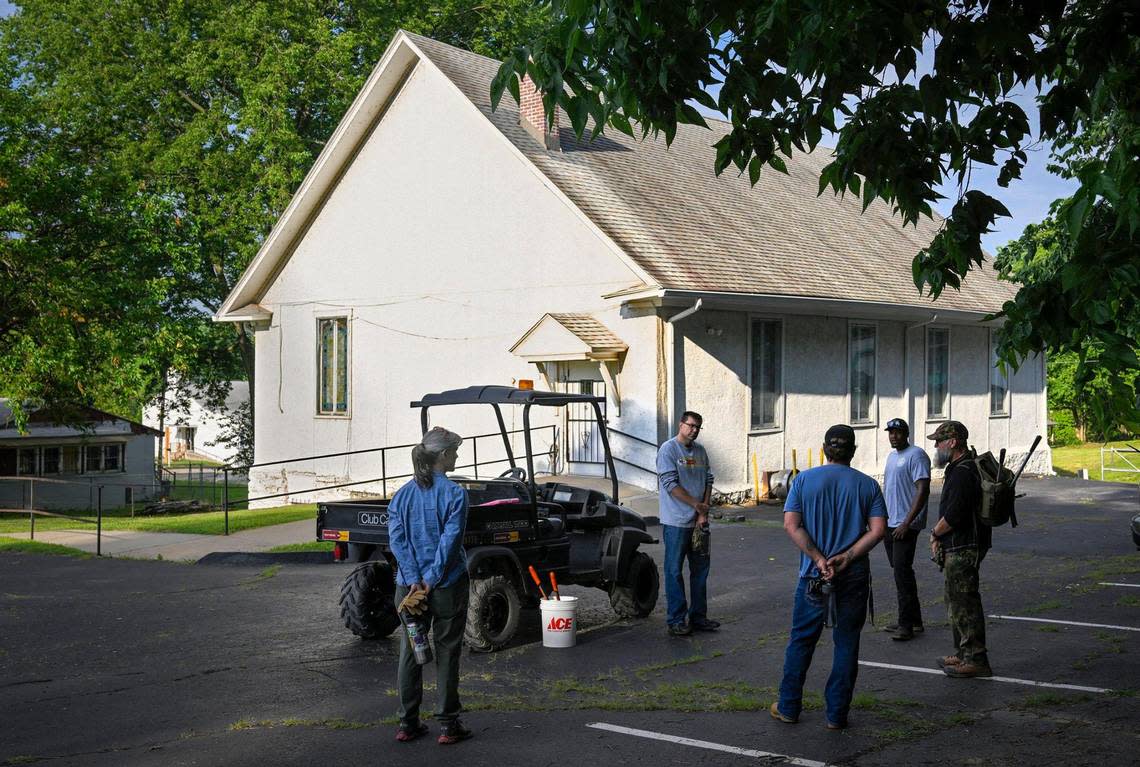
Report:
3,474,669,562
4,519,315,562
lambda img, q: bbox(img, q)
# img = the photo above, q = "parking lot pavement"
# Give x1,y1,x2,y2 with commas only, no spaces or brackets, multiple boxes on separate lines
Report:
1,477,1137,766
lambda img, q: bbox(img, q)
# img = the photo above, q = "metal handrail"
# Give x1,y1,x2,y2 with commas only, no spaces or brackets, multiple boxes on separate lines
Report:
607,426,659,449
605,427,659,479
216,425,556,535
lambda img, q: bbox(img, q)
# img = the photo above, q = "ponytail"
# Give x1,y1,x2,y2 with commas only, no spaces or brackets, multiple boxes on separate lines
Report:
411,427,463,488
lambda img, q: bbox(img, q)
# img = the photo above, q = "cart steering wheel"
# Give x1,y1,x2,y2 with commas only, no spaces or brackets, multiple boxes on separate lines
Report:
498,467,527,482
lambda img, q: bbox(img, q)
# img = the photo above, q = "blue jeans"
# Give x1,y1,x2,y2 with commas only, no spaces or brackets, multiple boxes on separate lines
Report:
776,559,869,726
662,524,710,626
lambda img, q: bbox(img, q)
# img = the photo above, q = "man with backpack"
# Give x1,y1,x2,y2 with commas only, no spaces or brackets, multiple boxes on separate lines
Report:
927,421,992,678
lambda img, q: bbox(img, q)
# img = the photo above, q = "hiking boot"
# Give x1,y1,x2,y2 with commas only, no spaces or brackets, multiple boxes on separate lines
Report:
395,720,429,743
692,619,721,632
943,661,993,678
825,720,847,731
891,626,916,642
769,702,797,724
667,622,693,637
884,623,924,634
437,719,473,745
936,655,963,669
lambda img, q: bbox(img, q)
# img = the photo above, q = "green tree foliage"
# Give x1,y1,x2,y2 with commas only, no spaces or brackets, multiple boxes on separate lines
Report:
1,0,548,430
494,0,1140,428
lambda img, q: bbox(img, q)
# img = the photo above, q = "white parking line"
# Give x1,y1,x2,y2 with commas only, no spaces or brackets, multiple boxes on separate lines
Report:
858,661,1111,693
1099,582,1140,588
988,614,1140,632
586,722,828,766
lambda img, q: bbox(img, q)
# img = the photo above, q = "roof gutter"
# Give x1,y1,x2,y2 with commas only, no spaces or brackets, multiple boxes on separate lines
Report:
627,289,999,324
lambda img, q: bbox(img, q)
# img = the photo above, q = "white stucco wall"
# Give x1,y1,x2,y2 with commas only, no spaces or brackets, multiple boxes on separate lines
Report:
674,310,1051,494
249,62,645,506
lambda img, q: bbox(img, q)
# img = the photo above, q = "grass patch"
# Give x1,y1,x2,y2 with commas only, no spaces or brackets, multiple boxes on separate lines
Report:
463,678,800,714
268,541,334,553
1016,691,1093,708
0,504,315,536
1020,598,1065,615
3,757,42,765
0,538,92,558
254,565,281,581
229,717,373,731
1034,624,1062,633
1052,440,1140,483
1085,555,1140,582
1116,594,1140,607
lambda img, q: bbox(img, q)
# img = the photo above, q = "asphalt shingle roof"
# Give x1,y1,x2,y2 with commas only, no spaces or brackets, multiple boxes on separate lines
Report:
407,32,1018,314
549,313,628,351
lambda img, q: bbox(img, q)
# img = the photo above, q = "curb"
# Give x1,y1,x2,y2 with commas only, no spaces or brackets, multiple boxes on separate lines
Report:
196,551,333,566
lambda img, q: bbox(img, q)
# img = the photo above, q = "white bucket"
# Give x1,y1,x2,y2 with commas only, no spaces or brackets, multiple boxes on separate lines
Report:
539,596,579,648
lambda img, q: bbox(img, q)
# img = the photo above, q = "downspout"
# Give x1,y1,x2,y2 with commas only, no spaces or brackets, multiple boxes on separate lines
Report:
665,299,703,437
667,298,703,325
904,314,938,439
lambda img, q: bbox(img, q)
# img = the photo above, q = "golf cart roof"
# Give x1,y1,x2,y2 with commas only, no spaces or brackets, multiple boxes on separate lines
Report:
411,385,603,408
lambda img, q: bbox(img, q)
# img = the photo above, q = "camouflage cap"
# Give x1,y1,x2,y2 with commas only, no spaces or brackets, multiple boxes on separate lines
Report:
926,420,969,442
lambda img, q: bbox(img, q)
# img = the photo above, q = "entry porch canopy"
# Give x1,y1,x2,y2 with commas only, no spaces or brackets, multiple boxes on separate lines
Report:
510,313,628,414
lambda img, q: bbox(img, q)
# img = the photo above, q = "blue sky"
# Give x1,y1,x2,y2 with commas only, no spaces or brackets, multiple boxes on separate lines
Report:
0,0,1073,252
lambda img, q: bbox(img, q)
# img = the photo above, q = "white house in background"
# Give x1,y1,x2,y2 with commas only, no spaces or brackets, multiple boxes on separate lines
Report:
0,400,161,511
214,31,1050,508
143,381,249,464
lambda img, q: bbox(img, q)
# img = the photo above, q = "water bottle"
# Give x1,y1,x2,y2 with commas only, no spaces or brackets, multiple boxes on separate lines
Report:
405,615,433,665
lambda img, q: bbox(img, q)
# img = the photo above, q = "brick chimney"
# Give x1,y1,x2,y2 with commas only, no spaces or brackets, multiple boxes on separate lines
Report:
519,73,560,151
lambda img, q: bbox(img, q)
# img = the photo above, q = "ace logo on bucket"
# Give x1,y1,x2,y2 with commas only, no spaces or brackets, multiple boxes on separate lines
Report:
540,595,579,648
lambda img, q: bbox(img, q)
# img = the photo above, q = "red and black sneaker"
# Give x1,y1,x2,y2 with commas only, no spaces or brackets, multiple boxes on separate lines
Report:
437,719,473,745
395,720,429,743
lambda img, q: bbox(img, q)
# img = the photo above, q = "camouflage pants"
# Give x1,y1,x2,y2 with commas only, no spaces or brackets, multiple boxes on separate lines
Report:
944,548,989,665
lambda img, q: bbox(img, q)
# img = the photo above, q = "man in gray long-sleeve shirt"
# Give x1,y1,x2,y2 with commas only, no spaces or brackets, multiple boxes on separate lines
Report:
656,411,718,636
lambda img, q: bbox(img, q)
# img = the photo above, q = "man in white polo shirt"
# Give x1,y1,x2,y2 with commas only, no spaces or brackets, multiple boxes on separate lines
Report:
882,418,931,642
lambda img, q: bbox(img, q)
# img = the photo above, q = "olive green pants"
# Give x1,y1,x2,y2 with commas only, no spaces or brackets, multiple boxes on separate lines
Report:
394,576,469,725
944,549,989,665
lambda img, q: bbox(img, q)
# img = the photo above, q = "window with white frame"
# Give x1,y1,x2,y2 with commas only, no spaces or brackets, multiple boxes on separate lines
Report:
84,444,125,473
848,323,876,424
317,317,350,415
17,448,36,475
989,329,1010,415
927,327,950,419
750,318,783,429
41,447,61,474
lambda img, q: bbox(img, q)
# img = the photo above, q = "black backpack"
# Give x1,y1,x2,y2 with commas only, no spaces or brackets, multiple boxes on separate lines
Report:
969,436,1042,528
970,450,1018,527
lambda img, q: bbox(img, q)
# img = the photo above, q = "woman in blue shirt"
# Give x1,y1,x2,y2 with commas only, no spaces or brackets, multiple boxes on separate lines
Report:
387,426,472,745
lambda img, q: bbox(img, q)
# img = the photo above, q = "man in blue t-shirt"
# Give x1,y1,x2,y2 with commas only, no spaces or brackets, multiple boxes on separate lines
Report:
656,411,717,637
771,424,886,731
882,417,931,641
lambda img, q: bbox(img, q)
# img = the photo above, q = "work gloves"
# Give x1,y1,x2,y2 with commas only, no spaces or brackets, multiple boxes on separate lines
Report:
398,589,429,616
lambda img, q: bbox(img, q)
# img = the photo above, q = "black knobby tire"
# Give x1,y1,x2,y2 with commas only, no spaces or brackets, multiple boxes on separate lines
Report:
464,574,521,652
339,561,401,639
609,551,660,618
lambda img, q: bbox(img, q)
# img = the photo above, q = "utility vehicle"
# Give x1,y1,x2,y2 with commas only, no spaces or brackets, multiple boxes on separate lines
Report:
316,385,660,651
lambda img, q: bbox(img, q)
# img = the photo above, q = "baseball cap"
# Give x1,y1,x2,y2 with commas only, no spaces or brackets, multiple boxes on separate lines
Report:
824,424,856,448
884,418,909,434
926,420,969,442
